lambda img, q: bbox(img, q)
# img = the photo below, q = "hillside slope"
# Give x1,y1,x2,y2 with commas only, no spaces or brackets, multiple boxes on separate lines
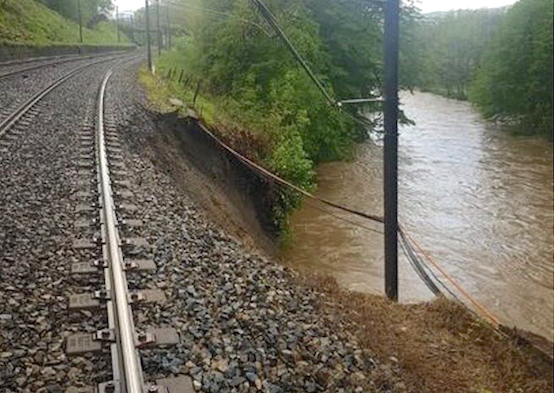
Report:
0,0,128,45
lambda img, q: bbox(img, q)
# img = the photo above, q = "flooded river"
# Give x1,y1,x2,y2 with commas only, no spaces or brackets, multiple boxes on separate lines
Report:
284,91,553,340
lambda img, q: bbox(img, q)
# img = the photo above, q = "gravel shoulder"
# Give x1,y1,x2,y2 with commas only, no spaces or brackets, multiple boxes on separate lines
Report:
105,63,409,393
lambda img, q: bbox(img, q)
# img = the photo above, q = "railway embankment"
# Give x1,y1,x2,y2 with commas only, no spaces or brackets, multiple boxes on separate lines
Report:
135,65,553,392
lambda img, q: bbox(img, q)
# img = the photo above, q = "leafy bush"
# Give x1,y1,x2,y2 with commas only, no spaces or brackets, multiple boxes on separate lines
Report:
469,0,553,136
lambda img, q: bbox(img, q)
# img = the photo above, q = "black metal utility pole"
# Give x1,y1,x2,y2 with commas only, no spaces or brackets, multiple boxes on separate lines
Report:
156,0,162,55
77,0,83,43
165,5,171,49
116,7,120,42
145,0,153,71
130,14,135,44
135,13,140,45
383,0,400,301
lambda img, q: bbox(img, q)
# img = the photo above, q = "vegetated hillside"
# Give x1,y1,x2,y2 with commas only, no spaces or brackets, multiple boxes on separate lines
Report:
413,0,552,135
37,0,112,24
140,0,419,239
0,0,127,45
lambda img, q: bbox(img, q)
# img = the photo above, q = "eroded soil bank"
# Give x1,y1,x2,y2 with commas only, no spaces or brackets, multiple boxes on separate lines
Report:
140,110,279,257
137,69,553,392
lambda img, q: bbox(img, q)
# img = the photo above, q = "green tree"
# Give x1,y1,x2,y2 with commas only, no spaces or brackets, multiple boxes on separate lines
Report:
469,0,553,135
414,8,505,99
38,0,113,24
153,0,419,235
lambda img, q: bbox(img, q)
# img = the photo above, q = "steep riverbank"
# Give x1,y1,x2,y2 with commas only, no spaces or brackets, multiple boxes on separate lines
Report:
138,65,553,392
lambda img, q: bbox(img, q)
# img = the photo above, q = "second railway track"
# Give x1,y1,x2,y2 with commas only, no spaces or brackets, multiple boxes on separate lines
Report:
0,52,138,146
0,51,133,80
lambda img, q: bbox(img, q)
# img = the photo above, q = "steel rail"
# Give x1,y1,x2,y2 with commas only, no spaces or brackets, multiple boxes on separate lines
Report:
0,53,134,139
97,69,144,393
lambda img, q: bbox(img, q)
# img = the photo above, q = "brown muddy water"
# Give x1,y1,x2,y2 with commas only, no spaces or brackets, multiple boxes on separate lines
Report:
284,91,553,340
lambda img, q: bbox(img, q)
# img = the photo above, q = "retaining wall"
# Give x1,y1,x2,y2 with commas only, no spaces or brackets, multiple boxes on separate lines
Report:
0,44,136,62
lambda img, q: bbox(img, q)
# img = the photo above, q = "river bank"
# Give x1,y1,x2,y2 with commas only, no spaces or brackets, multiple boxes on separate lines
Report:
138,66,553,392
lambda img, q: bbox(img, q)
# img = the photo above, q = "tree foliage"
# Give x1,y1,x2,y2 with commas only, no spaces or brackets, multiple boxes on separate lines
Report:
413,8,505,99
173,0,388,163
469,0,553,135
412,0,553,135
154,0,420,234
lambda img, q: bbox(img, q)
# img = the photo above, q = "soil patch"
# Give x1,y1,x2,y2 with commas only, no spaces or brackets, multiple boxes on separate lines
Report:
300,274,553,393
142,110,278,257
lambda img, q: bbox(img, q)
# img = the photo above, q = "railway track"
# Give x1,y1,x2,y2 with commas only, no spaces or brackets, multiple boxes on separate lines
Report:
64,66,191,393
0,53,136,147
0,50,133,80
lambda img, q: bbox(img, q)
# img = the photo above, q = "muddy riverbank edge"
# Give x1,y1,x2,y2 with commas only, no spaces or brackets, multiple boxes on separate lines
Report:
138,67,553,392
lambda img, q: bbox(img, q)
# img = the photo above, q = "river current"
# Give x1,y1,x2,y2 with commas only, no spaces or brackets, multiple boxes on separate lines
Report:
284,91,553,340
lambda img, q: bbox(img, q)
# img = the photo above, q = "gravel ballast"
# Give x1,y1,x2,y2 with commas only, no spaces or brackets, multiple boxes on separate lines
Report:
102,63,408,392
1,57,408,393
0,51,134,124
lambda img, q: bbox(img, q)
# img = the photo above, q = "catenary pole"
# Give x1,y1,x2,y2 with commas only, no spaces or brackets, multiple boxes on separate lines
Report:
131,14,135,44
145,0,153,71
165,5,171,49
383,0,400,301
116,7,120,42
77,0,83,43
156,0,162,55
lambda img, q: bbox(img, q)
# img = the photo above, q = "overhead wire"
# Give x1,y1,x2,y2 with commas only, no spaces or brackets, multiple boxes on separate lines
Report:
252,0,336,106
398,231,442,296
163,0,379,132
302,198,384,235
400,224,501,326
251,0,381,133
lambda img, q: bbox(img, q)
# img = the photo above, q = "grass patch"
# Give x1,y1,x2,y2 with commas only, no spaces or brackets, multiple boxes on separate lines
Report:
0,0,129,45
299,273,553,393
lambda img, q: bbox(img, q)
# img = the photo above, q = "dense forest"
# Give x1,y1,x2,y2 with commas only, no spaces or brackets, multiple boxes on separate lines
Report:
414,0,552,135
414,8,506,100
469,0,553,134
